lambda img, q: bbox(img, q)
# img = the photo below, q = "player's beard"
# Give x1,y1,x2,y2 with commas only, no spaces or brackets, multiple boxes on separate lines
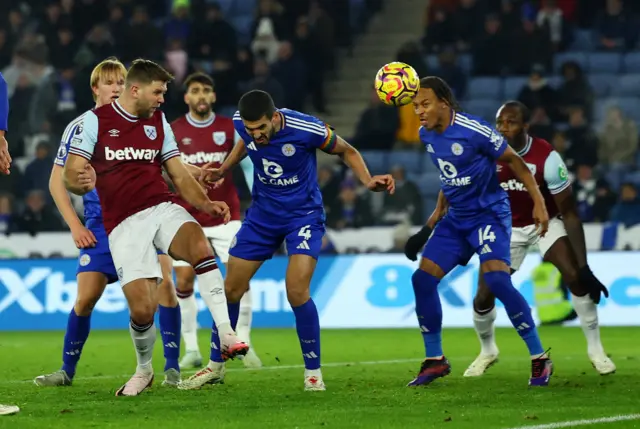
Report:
191,101,211,119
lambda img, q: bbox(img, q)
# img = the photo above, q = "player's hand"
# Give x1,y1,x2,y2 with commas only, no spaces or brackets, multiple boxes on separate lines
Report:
404,225,432,261
367,174,395,194
202,200,230,224
532,201,549,237
200,162,225,188
71,225,97,248
0,136,12,175
77,164,96,191
578,265,609,304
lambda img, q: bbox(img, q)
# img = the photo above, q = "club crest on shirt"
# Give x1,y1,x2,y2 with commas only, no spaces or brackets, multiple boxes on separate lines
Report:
79,254,91,266
213,131,226,146
282,144,296,157
451,143,464,156
144,125,157,140
57,142,67,159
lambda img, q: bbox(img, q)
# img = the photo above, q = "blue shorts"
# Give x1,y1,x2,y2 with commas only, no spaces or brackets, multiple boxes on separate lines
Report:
77,219,165,284
422,201,512,274
229,208,326,261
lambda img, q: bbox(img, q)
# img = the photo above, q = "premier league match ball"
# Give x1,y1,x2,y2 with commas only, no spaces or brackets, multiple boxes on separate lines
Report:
374,62,420,106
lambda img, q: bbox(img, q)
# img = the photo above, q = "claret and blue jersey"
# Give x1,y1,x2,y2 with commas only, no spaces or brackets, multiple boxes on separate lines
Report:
231,108,337,261
419,111,513,271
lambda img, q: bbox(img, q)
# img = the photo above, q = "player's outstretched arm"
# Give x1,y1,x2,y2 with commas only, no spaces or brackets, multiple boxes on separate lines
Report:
164,156,230,222
219,137,248,176
50,165,97,247
330,136,395,193
498,145,549,235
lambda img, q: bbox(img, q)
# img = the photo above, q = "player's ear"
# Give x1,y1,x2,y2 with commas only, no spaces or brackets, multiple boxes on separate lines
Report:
211,91,217,105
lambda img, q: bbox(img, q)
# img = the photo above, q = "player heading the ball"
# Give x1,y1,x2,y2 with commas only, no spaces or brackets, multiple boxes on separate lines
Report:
403,77,553,387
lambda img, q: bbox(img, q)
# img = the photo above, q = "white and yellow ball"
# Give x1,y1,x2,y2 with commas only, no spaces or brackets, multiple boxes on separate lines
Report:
374,62,420,106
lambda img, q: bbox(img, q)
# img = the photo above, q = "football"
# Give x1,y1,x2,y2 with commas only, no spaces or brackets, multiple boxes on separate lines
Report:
374,62,420,106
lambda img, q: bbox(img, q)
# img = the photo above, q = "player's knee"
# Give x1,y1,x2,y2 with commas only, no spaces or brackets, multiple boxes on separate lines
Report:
129,301,156,325
474,286,496,311
286,286,310,307
224,279,247,303
176,276,195,293
74,295,99,317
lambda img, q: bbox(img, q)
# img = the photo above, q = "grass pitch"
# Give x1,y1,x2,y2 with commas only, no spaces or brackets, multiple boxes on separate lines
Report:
0,327,638,429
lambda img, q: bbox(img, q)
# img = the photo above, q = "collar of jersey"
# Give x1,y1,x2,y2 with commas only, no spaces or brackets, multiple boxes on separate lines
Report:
517,136,533,156
112,100,138,123
186,112,215,128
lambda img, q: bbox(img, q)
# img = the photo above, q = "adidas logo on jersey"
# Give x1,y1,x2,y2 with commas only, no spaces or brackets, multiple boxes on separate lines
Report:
247,142,257,151
427,144,435,153
480,244,492,255
105,147,159,162
297,241,310,250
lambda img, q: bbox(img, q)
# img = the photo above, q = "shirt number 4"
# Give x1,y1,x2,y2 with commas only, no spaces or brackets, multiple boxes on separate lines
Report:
297,225,312,250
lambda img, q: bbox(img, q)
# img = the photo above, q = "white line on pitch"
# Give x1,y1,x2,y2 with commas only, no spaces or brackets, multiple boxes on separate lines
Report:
505,414,640,429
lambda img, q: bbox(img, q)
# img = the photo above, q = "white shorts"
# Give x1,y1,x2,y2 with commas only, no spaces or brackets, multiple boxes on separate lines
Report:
510,216,567,271
109,202,197,287
173,220,242,267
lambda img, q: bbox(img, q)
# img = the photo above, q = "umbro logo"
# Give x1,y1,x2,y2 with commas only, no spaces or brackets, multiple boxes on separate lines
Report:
109,129,119,137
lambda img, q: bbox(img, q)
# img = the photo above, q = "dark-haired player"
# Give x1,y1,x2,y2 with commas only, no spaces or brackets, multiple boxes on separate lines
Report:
404,77,552,387
464,101,615,377
63,59,248,396
179,90,395,391
170,72,262,370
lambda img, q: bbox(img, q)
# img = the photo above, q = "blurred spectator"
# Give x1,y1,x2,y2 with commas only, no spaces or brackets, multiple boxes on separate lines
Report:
14,190,65,235
598,106,638,170
293,16,328,113
473,14,509,76
379,166,423,225
235,46,255,89
423,8,455,53
0,194,16,235
518,65,559,121
395,104,421,148
452,0,484,52
552,130,572,166
432,49,467,99
609,183,640,227
246,57,286,107
307,0,336,74
189,3,237,64
386,222,411,253
326,182,373,229
165,39,189,86
123,6,164,61
50,27,79,71
26,42,59,136
536,0,570,51
557,61,594,120
573,164,599,221
396,41,428,79
108,3,128,54
271,41,306,110
596,0,637,51
318,165,341,209
74,24,116,70
351,90,399,151
529,107,556,143
592,180,618,222
319,235,338,255
0,29,11,70
164,4,191,43
500,0,522,36
23,142,54,195
510,18,553,75
565,107,599,168
252,0,290,42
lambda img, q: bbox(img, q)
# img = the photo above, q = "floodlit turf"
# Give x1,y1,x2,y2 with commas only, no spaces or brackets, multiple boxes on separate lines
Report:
0,327,638,429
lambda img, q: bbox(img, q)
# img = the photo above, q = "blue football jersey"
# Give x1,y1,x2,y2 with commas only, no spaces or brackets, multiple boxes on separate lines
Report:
233,108,337,219
421,112,509,219
55,111,103,221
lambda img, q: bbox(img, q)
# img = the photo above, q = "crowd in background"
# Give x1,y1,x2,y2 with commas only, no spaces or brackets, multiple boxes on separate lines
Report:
2,0,640,248
348,0,640,233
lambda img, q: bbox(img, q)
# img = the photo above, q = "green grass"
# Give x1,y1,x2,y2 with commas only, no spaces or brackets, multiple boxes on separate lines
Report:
0,327,638,429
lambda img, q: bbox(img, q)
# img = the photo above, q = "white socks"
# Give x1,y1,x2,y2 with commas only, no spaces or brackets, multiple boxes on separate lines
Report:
178,292,200,354
129,321,156,374
237,290,253,345
473,307,499,356
572,293,605,356
195,265,233,337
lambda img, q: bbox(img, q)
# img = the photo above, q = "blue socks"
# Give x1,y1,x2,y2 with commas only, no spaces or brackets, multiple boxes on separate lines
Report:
209,322,224,363
158,304,181,372
483,271,544,356
61,309,91,378
228,302,240,331
412,269,443,358
292,299,321,370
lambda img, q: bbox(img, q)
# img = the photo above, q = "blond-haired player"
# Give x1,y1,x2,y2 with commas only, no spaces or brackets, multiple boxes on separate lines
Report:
34,58,183,389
